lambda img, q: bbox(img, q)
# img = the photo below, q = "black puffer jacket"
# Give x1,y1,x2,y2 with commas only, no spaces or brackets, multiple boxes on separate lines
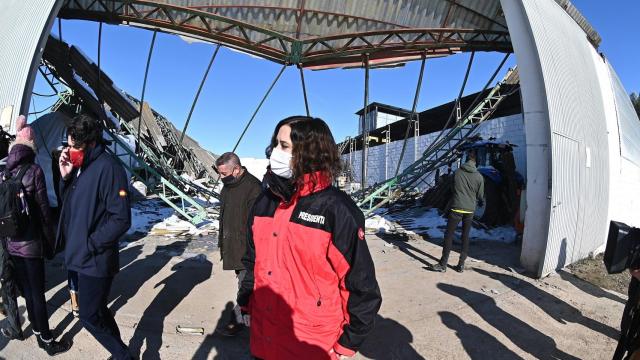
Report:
1,140,54,258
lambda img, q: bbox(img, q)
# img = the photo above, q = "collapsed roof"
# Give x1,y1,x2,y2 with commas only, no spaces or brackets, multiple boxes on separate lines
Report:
41,34,218,195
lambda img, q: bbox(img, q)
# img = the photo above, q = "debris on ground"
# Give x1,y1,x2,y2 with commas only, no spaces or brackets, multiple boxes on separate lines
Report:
568,253,631,295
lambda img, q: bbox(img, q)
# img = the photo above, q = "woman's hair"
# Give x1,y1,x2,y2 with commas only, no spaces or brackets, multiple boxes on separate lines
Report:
267,116,342,185
67,114,103,146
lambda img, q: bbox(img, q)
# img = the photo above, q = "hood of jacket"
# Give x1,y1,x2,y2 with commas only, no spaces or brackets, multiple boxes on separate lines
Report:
460,160,478,173
6,140,36,171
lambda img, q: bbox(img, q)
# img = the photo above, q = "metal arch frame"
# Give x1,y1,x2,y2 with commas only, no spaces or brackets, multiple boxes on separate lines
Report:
57,1,512,67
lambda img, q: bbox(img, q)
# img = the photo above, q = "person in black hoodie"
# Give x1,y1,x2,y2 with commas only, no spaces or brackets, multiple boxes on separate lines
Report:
0,115,70,355
57,114,132,360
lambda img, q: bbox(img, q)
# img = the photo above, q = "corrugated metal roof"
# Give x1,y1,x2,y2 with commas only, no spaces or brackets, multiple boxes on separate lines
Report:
58,0,512,67
57,0,599,67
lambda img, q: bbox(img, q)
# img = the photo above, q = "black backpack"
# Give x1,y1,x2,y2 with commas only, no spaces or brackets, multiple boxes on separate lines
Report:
0,166,31,238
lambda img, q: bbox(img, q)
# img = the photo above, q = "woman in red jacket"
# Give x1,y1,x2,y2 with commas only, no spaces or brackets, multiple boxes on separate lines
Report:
237,116,382,359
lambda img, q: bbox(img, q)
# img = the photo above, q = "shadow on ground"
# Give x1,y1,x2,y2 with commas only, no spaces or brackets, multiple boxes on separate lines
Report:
191,302,251,360
474,268,620,340
438,281,583,360
376,231,521,273
359,315,424,359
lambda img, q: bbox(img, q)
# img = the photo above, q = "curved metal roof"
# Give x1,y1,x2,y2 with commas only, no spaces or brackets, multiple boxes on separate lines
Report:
58,0,513,67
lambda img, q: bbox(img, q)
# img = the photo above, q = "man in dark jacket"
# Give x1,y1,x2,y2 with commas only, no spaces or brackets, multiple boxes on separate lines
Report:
431,151,484,273
214,152,261,336
58,114,132,359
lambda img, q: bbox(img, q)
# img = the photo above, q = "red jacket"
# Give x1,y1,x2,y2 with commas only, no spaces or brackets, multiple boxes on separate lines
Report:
238,173,381,359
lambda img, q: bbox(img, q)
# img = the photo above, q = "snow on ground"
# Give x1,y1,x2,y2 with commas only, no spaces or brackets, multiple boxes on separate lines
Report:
127,199,219,239
366,207,517,243
128,199,175,235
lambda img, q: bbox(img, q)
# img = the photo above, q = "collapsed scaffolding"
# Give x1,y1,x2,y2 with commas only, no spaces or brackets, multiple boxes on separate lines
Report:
37,34,218,224
351,54,520,217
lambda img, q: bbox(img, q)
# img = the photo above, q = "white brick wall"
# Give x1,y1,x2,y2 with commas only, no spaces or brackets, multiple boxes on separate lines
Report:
343,114,526,188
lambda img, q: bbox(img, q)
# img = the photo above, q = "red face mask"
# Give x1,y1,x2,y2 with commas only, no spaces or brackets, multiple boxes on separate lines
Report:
69,148,85,168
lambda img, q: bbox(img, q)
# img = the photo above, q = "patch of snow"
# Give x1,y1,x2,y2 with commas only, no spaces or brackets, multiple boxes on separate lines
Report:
365,215,392,234
128,200,174,235
376,208,517,243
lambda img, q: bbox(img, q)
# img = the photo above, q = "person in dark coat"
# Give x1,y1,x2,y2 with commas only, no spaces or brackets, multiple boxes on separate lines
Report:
214,152,262,336
0,230,21,340
0,115,70,355
615,270,640,360
58,114,132,360
431,151,485,273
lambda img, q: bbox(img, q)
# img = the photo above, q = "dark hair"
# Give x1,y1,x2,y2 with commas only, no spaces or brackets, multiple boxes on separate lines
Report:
466,150,477,162
267,116,341,185
215,152,241,168
67,114,103,146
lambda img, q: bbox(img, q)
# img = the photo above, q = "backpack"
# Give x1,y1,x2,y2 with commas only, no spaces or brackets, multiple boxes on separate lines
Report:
0,166,31,238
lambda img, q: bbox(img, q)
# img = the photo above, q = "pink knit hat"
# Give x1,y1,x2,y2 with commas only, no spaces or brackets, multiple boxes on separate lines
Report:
15,115,35,143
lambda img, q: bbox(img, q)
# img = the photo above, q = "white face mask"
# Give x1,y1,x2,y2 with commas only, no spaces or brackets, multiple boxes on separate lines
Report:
269,147,293,179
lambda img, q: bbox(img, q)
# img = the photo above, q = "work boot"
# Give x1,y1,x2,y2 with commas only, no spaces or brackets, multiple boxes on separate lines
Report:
216,320,244,337
454,262,465,273
36,334,71,356
430,263,447,273
69,290,80,317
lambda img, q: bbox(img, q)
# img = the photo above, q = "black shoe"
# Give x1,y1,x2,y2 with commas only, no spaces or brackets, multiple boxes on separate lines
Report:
216,321,244,337
430,263,447,273
0,327,24,341
454,263,465,273
37,335,71,356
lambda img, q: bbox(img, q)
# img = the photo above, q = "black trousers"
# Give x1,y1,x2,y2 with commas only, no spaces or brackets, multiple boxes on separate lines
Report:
439,211,473,266
77,273,132,360
13,257,52,339
0,244,21,336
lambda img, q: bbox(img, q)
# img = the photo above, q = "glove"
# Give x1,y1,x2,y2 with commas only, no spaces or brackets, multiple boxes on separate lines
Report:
233,304,251,327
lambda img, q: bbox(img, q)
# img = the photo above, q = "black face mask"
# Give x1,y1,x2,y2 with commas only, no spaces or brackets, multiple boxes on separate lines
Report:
264,168,296,204
221,175,236,185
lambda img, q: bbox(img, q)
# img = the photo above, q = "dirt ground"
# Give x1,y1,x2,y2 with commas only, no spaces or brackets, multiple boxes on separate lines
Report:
0,231,627,359
568,253,631,295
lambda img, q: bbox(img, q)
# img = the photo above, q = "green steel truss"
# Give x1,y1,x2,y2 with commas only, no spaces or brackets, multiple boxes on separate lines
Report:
103,126,209,225
356,68,518,216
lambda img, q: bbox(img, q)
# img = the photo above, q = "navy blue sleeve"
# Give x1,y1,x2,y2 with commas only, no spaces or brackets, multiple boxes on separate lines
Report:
89,161,131,252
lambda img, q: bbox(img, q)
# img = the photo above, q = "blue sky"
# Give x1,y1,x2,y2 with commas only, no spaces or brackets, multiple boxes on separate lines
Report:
31,1,638,158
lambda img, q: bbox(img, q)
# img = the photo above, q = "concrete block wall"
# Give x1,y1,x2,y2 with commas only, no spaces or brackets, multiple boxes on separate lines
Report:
343,114,526,188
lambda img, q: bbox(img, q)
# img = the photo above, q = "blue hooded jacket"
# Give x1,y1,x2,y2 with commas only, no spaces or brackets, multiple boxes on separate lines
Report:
57,144,131,278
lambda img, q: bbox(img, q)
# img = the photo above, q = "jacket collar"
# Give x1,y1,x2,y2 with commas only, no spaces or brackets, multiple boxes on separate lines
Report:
297,171,331,197
81,143,106,170
222,167,248,188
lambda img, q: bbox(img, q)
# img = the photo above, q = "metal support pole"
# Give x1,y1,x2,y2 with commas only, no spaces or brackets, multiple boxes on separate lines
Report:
137,29,157,142
361,54,370,192
414,115,419,161
394,54,426,177
232,63,287,152
423,51,475,156
298,64,310,117
57,18,62,42
96,22,104,117
384,125,390,179
180,44,221,145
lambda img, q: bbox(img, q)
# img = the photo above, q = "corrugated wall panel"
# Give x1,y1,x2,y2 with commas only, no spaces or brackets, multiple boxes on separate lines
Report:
502,0,610,276
0,0,60,133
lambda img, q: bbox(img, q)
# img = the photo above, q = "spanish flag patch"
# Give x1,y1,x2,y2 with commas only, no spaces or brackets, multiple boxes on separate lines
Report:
119,189,127,198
